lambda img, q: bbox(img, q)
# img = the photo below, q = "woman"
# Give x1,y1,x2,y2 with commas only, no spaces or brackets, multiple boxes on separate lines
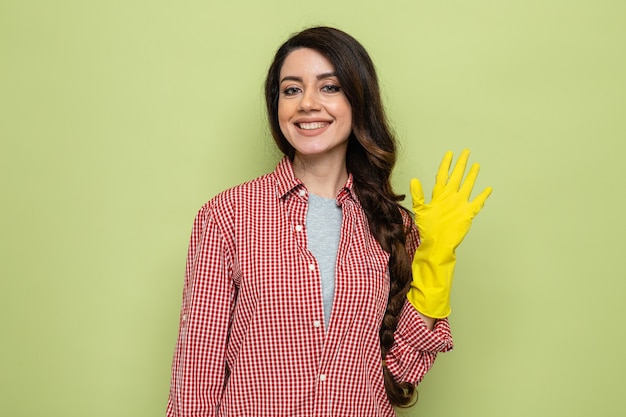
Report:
167,26,490,416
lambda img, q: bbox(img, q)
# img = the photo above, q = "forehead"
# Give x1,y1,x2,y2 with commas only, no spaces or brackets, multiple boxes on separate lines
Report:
280,48,336,78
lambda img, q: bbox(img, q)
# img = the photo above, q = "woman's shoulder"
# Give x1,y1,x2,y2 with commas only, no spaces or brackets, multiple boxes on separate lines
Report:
201,171,277,212
190,172,277,234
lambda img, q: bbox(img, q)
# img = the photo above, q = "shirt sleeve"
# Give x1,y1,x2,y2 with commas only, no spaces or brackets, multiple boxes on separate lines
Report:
385,301,453,385
167,203,237,416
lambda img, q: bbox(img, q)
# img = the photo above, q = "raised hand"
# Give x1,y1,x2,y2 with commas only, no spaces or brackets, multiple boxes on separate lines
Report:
407,150,492,319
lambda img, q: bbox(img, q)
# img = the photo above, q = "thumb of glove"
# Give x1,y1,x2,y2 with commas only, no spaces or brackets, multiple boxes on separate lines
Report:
410,178,425,212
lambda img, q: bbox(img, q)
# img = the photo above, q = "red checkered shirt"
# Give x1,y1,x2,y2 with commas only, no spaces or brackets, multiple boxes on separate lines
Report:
167,157,453,417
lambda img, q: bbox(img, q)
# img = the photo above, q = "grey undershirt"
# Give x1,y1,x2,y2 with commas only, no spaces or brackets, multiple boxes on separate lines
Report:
306,194,342,328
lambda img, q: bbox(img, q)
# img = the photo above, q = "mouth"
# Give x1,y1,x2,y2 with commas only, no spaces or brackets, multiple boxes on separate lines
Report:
296,121,330,130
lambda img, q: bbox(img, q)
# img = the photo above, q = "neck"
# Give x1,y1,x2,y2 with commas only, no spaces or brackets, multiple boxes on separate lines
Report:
292,154,348,199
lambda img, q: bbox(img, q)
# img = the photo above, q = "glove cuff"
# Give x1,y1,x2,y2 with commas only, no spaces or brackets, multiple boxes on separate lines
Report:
408,243,457,319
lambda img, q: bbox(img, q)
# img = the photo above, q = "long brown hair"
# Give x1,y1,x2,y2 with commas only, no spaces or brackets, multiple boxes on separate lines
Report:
264,26,417,406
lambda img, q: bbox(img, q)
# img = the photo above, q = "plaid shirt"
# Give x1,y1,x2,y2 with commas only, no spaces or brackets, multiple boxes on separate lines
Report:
167,157,453,417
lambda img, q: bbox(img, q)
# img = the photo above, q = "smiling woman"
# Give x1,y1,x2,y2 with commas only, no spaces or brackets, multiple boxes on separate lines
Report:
277,48,353,198
166,26,489,417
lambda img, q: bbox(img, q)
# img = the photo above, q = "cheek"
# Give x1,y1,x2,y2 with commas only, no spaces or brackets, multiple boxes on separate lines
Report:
277,102,292,139
277,101,291,126
329,99,352,124
345,108,353,127
334,102,353,130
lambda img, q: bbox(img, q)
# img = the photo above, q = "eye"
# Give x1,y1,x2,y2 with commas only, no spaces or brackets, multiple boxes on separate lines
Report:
282,86,301,96
321,84,341,93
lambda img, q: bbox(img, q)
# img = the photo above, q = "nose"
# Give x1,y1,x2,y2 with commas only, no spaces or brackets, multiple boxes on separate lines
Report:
297,89,321,112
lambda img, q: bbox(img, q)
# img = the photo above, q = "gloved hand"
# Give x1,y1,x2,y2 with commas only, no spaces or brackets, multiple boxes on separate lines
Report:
406,149,492,318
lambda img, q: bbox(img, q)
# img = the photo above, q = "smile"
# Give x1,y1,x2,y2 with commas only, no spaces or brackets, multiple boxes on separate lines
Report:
296,122,330,130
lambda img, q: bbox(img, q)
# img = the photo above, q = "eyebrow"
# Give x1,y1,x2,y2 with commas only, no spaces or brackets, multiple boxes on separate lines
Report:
280,72,338,84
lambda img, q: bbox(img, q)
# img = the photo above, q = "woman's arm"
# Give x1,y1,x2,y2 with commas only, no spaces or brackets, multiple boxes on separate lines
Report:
385,302,453,385
167,204,236,416
383,210,452,385
415,311,437,331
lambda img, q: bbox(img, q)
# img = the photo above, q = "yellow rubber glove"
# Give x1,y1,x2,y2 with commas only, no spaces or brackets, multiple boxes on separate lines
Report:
406,149,492,318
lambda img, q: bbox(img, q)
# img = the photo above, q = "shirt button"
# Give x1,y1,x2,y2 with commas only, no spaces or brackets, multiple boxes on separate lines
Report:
313,320,321,328
319,374,327,382
308,263,315,271
295,225,303,232
182,314,187,322
299,189,306,197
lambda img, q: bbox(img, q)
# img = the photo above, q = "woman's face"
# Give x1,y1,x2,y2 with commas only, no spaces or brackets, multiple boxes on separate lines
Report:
278,48,353,164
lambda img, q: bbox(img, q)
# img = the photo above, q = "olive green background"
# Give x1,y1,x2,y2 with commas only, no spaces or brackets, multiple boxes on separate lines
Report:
1,0,624,416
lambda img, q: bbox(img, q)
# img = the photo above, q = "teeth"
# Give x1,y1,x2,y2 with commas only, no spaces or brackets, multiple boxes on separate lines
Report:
297,122,328,130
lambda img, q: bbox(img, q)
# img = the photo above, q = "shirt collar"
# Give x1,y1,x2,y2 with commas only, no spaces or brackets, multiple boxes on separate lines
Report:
274,156,357,203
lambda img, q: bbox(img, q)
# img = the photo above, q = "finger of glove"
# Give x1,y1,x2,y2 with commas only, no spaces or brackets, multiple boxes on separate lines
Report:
459,162,480,200
410,178,425,211
447,149,470,191
433,151,454,197
469,186,493,217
